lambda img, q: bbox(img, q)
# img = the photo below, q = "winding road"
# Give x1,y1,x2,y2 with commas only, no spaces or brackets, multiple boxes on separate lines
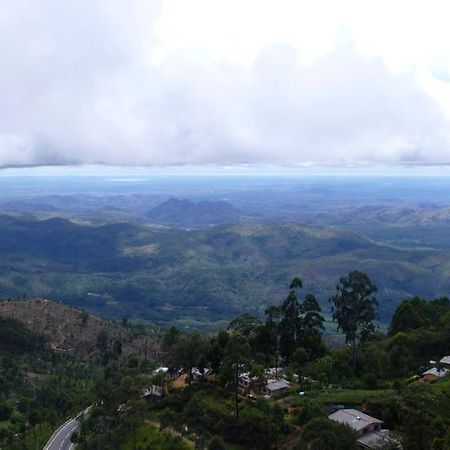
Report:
44,416,81,450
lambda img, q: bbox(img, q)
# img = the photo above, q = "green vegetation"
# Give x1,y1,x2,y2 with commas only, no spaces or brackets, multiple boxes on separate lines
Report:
1,272,450,449
330,270,378,370
0,304,161,449
296,417,357,450
1,215,450,327
0,317,98,449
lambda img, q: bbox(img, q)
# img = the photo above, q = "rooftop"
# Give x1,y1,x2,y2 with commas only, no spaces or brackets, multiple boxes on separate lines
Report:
328,409,383,432
423,367,449,378
265,379,290,391
357,429,401,449
440,356,450,365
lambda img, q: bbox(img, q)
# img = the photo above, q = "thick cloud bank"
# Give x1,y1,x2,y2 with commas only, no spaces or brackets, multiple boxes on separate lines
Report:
0,0,449,168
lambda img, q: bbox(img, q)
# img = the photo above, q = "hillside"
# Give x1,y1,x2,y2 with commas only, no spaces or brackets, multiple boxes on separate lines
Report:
333,203,450,227
0,215,448,325
146,198,255,227
0,299,160,360
308,204,450,249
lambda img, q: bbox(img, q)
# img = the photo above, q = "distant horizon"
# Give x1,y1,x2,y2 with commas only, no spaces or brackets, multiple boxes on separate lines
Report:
4,164,450,178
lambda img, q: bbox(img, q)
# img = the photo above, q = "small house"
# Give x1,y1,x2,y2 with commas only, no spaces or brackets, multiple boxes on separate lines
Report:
238,373,252,388
143,385,163,398
421,367,449,382
152,366,169,376
262,379,290,397
328,409,401,449
191,367,211,381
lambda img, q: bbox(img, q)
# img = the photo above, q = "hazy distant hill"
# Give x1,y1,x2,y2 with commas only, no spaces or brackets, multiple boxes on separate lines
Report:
146,198,256,227
331,203,450,227
307,204,450,249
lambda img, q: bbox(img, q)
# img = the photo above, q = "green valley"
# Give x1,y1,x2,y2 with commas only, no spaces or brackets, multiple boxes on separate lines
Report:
0,215,448,327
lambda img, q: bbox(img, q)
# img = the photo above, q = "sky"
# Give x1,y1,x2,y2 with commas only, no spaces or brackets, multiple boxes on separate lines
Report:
2,0,450,172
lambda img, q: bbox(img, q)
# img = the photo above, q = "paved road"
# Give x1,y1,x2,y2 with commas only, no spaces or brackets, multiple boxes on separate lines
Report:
44,417,80,450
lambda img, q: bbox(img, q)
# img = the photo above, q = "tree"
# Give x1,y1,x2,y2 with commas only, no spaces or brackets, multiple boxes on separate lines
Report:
221,333,251,418
290,347,308,381
290,277,303,289
302,294,325,333
159,407,177,431
0,403,12,421
112,340,122,359
162,326,180,351
250,363,267,393
330,271,378,371
296,417,357,450
300,294,325,360
278,278,325,364
263,305,282,367
433,428,450,450
171,332,210,385
79,310,89,326
208,338,224,382
228,314,261,337
389,298,427,335
96,330,110,365
253,321,276,367
305,355,333,387
209,436,226,450
400,384,446,450
279,288,302,363
294,400,326,426
217,330,230,348
96,330,109,353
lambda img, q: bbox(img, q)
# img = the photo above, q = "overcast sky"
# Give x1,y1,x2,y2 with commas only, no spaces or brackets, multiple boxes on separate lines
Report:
2,0,450,171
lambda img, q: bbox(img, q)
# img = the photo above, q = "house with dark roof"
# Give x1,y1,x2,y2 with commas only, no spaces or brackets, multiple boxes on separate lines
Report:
328,408,401,449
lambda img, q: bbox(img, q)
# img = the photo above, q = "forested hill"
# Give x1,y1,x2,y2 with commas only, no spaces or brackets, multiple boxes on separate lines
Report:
0,299,161,449
146,198,257,226
0,215,448,325
0,299,160,360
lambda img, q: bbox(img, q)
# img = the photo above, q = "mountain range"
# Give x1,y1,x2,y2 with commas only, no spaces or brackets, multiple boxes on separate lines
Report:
0,214,448,328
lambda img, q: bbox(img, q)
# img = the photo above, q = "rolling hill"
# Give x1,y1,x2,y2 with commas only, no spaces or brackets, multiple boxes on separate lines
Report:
146,198,256,227
0,215,448,327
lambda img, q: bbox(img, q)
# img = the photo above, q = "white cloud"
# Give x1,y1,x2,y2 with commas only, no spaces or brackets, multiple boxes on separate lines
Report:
1,0,450,168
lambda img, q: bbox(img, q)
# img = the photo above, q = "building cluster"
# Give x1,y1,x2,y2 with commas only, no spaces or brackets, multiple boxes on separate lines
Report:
238,367,291,398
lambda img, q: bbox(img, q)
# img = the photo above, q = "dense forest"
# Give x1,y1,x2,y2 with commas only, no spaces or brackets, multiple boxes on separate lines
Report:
2,271,449,449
